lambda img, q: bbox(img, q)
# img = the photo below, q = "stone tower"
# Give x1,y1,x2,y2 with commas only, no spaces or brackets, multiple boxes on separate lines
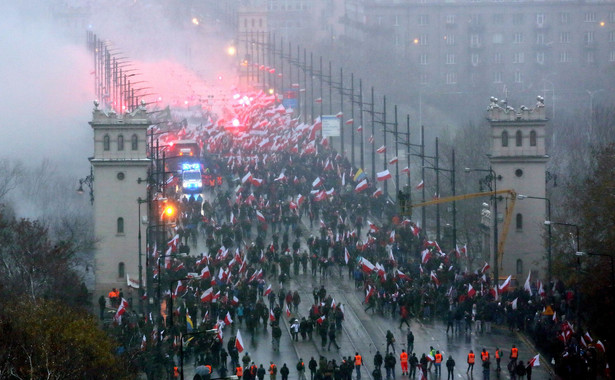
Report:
89,102,150,304
487,96,549,284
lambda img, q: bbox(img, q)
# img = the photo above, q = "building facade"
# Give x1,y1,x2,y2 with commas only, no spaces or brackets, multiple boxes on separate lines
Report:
487,97,548,283
90,103,150,303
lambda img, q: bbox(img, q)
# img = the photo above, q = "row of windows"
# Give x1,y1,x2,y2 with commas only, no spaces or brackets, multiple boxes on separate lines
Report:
103,134,138,151
417,50,604,68
411,30,612,47
501,130,538,147
404,11,614,26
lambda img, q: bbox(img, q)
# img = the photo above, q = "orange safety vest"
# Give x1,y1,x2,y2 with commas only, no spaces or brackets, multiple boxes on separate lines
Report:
511,348,518,359
173,366,179,378
468,353,475,364
355,355,362,366
206,365,212,373
481,351,489,361
237,367,244,377
400,352,408,363
495,350,501,359
435,353,442,363
269,364,277,374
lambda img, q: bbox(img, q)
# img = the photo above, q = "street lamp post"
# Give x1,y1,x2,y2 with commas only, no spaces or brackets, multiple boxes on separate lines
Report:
517,195,552,287
465,166,500,283
137,197,148,316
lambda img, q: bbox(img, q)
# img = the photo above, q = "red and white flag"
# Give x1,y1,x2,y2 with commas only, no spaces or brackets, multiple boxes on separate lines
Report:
372,188,383,198
396,269,410,281
499,275,512,292
512,297,518,310
415,180,424,190
355,179,368,193
359,257,376,273
411,225,421,237
241,172,253,184
468,284,476,298
481,262,490,274
389,230,396,243
528,354,540,367
401,166,410,175
345,118,354,125
312,177,323,188
317,315,326,324
200,266,211,279
264,284,272,296
368,221,379,233
376,170,392,181
285,304,291,318
368,135,374,144
389,157,398,165
224,312,233,325
430,271,440,286
235,330,245,353
421,249,431,264
524,272,532,295
344,248,350,265
460,244,468,257
314,97,322,103
113,298,129,322
200,287,213,303
596,340,605,352
256,210,266,222
376,145,386,154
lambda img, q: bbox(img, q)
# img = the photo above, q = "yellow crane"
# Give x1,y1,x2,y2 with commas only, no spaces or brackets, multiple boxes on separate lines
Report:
404,189,517,271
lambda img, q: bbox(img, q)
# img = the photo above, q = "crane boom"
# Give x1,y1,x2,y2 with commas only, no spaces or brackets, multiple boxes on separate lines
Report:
405,189,517,271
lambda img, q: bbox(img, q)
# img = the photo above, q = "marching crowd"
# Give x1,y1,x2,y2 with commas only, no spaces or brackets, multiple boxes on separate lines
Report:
106,90,610,380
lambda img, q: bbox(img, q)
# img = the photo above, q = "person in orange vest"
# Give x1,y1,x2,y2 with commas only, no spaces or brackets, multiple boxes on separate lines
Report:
173,365,179,378
434,350,443,375
236,365,244,378
269,361,277,380
355,352,363,380
481,348,490,363
466,350,475,374
495,348,502,372
400,349,409,375
510,345,518,366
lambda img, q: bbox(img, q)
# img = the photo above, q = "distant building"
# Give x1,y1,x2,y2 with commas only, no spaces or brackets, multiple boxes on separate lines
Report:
89,104,149,304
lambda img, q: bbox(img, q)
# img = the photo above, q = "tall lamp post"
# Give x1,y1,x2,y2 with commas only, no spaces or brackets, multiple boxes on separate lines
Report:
137,197,148,315
517,194,552,287
465,166,501,284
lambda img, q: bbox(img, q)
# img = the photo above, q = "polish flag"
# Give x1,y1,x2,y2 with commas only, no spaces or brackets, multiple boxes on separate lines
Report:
256,210,266,222
200,266,211,279
241,172,253,184
389,157,398,165
314,97,322,103
345,248,350,264
596,340,605,353
584,332,593,344
336,112,343,118
357,125,363,132
230,212,237,224
377,145,386,154
499,275,512,292
286,304,291,318
354,179,368,192
235,330,245,353
430,271,440,286
359,257,376,273
460,244,468,257
345,119,354,125
269,309,276,321
411,225,421,237
524,272,533,295
297,194,305,207
274,172,287,182
368,135,374,144
224,312,233,325
368,221,379,233
312,177,323,188
320,219,327,229
231,296,239,306
167,234,180,252
421,249,431,264
372,188,383,198
113,298,129,322
419,265,424,275
377,170,392,181
468,284,477,298
323,159,334,171
481,262,490,274
389,230,396,243
251,178,263,186
396,269,410,281
401,166,410,175
537,281,545,297
528,354,540,367
264,284,272,296
415,180,424,190
200,287,213,303
316,315,326,324
512,297,518,310
331,298,336,309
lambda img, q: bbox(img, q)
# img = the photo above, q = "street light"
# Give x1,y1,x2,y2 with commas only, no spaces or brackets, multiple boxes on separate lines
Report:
517,194,552,287
77,166,94,205
137,197,148,315
465,166,501,284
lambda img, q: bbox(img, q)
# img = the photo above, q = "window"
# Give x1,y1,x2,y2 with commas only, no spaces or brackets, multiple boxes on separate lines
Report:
446,15,456,25
494,52,503,64
513,33,524,44
419,53,428,65
501,131,509,147
469,14,482,26
560,12,570,24
586,51,595,64
251,18,255,28
446,53,456,64
419,34,429,45
420,73,429,85
585,12,596,23
516,213,523,230
446,72,457,84
117,134,124,151
536,13,545,26
103,134,110,151
611,12,615,23
536,52,545,64
418,15,429,26
560,32,571,43
610,51,615,62
514,71,522,83
494,71,503,83
536,33,545,45
560,51,571,62
470,34,480,47
513,14,524,25
117,217,124,234
131,134,138,150
493,33,504,44
513,52,525,63
118,262,125,278
445,34,455,45
530,130,537,146
610,31,615,43
394,15,400,26
585,31,595,44
516,259,523,275
394,34,400,46
471,54,480,66
493,14,504,24
516,130,523,146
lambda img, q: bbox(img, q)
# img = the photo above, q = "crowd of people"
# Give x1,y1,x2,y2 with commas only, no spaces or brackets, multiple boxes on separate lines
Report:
105,90,610,380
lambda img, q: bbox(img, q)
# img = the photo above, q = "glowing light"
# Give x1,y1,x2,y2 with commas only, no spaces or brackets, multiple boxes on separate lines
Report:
192,18,199,26
232,118,240,127
163,204,175,217
158,96,163,102
218,75,223,80
268,88,274,95
600,21,605,27
413,38,419,45
227,46,237,56
184,100,189,105
233,94,241,100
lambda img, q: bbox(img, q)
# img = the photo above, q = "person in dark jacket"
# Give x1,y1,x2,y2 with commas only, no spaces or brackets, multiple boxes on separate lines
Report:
383,352,396,380
446,356,455,380
308,357,318,380
257,364,266,380
280,364,290,380
373,351,383,370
